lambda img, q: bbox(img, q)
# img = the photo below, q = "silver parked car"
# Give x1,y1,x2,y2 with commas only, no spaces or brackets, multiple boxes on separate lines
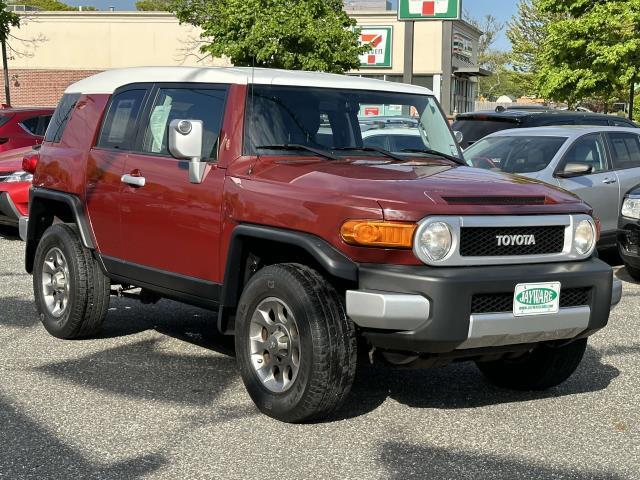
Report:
463,126,640,248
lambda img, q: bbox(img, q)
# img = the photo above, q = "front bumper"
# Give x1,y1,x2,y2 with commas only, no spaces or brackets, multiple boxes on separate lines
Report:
0,191,22,226
346,258,616,354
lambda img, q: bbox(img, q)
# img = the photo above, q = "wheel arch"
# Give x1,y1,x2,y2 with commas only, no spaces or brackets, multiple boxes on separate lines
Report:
26,188,95,273
218,224,358,334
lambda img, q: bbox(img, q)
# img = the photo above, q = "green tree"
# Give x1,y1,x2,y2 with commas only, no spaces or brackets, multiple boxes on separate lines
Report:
9,0,94,10
507,0,554,74
536,0,640,108
0,0,19,105
136,0,172,11
172,0,368,73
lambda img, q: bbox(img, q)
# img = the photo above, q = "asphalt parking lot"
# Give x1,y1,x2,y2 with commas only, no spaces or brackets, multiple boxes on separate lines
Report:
0,226,638,480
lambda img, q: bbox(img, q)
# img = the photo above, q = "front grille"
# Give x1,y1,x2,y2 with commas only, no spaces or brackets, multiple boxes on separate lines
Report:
471,287,592,314
460,226,565,257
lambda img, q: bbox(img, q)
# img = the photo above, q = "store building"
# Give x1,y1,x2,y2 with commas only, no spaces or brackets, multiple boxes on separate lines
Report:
1,10,486,114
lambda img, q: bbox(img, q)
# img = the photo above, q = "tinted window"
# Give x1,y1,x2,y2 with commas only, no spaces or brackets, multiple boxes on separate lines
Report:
561,134,608,174
610,119,636,127
576,118,608,126
45,93,80,143
140,87,227,159
20,115,51,136
97,90,147,150
463,136,567,173
609,132,640,170
20,116,39,134
451,119,518,149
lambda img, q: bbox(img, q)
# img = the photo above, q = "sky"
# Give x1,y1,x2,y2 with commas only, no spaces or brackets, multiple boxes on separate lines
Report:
65,0,519,51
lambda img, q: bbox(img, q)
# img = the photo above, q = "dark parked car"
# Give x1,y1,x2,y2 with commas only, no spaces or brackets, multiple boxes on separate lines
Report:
452,109,638,149
0,107,54,152
618,186,640,279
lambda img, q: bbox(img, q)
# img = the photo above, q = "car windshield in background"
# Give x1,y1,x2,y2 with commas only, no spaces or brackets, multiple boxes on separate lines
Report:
452,119,519,148
463,136,568,174
244,85,460,160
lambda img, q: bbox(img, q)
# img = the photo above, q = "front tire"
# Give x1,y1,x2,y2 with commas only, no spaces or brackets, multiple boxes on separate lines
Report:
235,264,356,423
476,339,587,390
33,223,110,339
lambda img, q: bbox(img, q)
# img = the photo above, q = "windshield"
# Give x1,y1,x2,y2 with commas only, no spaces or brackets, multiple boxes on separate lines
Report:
244,85,460,160
451,118,519,149
463,136,568,173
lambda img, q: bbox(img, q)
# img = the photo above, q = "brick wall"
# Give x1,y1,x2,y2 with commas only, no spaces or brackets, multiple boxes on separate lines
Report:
0,69,103,107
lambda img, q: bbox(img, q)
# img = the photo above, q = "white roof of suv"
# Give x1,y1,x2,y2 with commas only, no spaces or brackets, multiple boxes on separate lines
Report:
66,67,433,96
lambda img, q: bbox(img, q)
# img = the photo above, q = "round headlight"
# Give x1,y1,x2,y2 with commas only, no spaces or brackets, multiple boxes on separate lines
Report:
574,219,595,256
416,221,453,262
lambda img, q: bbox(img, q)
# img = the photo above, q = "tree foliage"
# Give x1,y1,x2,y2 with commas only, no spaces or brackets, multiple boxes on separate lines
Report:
535,0,640,105
0,1,19,43
136,0,172,11
172,0,367,73
507,0,555,73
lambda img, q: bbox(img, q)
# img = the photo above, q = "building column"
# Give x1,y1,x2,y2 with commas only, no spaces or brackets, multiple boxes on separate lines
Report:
432,74,442,102
440,21,453,116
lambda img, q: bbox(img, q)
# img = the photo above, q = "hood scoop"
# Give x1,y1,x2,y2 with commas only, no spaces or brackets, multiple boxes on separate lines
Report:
443,196,548,206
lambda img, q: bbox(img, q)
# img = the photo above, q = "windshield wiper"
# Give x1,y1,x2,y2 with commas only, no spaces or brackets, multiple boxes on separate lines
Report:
256,144,338,161
400,148,466,166
332,146,406,162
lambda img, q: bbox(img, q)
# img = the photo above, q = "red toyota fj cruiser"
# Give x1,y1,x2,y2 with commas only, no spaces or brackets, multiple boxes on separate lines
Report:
24,67,621,422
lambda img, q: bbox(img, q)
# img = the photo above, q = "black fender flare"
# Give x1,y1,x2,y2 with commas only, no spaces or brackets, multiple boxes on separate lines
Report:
25,188,95,273
218,224,358,333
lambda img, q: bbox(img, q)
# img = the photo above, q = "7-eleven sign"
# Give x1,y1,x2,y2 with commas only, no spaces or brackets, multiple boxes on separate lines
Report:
398,0,461,20
358,27,393,68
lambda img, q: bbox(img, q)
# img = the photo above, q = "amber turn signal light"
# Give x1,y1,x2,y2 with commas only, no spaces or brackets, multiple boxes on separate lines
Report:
340,220,416,248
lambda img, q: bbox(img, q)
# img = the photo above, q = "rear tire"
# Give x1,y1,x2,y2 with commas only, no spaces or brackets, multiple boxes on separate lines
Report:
33,223,110,339
475,339,587,390
235,263,356,423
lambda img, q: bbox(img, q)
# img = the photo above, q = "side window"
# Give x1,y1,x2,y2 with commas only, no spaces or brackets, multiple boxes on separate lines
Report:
97,89,146,150
20,116,39,135
37,115,52,136
561,134,608,175
45,93,81,143
610,119,635,127
608,132,640,170
140,87,227,160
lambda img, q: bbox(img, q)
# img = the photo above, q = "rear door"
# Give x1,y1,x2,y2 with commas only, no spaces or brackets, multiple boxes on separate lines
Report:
554,133,619,235
117,84,228,284
86,86,150,257
607,130,640,220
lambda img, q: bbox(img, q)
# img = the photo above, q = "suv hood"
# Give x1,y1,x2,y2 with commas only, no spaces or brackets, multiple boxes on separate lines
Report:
250,158,589,221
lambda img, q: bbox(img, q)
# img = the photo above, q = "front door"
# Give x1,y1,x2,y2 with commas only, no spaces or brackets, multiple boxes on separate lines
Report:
118,85,229,284
554,133,619,236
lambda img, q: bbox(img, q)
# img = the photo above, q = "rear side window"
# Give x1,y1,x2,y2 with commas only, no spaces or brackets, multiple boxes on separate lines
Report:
97,89,147,150
451,119,518,148
20,115,51,136
608,132,640,170
45,93,80,143
140,87,227,160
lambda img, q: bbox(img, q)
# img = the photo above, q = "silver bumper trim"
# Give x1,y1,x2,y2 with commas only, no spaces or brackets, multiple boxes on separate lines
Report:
346,290,430,330
611,278,622,307
18,216,28,241
457,306,591,350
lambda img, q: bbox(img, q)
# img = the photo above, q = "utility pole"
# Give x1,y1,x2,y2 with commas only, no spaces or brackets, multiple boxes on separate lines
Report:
403,20,414,86
630,79,636,122
1,38,9,107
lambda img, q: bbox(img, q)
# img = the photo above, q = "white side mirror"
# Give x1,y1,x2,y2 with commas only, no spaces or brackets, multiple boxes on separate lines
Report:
168,119,206,184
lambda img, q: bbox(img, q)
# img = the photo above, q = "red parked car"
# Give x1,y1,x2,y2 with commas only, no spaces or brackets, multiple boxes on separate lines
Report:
0,145,36,229
23,67,620,422
0,107,54,152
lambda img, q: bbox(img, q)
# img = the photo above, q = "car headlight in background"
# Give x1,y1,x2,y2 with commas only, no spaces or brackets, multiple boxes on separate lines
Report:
574,219,596,256
2,171,33,183
415,221,453,262
622,197,640,220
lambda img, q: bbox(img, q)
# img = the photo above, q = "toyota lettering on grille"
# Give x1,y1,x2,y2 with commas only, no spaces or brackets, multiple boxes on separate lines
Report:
496,234,536,247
